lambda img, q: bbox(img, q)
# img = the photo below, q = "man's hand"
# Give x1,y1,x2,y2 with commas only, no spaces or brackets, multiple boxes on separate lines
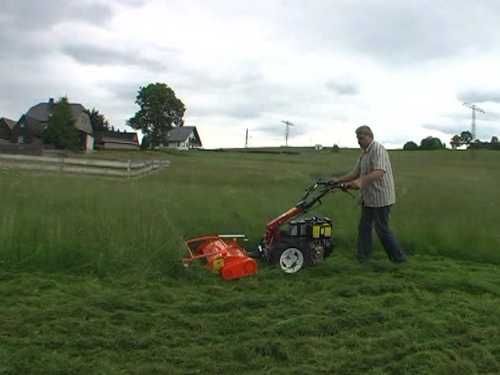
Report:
345,178,362,190
328,177,339,185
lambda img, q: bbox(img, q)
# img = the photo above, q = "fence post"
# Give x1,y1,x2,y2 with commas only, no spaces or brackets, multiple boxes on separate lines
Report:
127,160,131,178
60,157,65,173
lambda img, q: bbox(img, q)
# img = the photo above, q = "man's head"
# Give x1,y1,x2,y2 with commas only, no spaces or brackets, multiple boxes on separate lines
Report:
355,125,374,149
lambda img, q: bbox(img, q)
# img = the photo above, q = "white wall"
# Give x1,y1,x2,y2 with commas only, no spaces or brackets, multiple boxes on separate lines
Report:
85,134,94,152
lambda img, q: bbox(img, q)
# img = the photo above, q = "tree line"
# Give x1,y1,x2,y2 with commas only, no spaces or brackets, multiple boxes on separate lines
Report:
403,130,500,151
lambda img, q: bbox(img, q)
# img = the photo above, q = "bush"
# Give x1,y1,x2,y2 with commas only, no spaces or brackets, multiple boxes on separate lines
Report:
420,136,444,150
469,141,500,150
403,141,418,151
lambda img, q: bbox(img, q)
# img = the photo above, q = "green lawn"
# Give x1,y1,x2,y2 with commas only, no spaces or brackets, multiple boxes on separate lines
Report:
1,149,499,374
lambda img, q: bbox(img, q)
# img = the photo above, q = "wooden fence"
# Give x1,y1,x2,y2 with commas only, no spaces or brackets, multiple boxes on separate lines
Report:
0,153,170,177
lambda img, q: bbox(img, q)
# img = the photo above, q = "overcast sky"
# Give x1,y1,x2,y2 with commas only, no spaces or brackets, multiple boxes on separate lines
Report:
2,0,500,148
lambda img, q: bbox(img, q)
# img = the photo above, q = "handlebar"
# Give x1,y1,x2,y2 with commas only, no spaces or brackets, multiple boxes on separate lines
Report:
302,179,348,195
297,179,353,211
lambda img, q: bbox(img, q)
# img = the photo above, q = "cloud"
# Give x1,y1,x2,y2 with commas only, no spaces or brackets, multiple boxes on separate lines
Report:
458,90,500,104
254,121,309,139
188,92,287,120
326,80,359,95
61,43,167,72
0,31,46,61
117,0,148,7
99,81,142,103
238,0,500,65
185,70,293,120
446,108,500,122
422,121,500,138
0,1,116,63
422,123,466,134
2,0,113,31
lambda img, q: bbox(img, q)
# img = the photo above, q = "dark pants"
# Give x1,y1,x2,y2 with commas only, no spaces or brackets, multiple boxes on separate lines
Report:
357,204,406,263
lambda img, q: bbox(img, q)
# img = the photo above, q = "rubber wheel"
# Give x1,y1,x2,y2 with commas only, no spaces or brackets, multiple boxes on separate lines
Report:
276,247,305,273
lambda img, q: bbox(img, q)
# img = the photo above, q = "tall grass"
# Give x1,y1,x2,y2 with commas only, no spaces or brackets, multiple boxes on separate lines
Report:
0,149,499,277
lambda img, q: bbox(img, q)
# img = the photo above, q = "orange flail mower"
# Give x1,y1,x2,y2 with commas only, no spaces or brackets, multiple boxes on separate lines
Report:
182,234,257,280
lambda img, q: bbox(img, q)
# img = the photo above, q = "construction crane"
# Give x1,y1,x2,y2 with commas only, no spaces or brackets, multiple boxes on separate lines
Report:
463,102,485,140
281,120,295,147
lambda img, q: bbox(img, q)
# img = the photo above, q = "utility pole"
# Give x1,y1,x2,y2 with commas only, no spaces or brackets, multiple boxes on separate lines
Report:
245,128,248,148
281,120,295,147
463,102,486,140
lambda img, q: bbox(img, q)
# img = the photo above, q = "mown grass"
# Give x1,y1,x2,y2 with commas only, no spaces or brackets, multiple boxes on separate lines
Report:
0,148,499,373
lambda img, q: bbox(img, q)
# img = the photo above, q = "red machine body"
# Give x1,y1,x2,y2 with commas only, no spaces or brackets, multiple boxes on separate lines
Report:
262,181,345,250
257,181,348,273
264,206,303,246
182,235,257,280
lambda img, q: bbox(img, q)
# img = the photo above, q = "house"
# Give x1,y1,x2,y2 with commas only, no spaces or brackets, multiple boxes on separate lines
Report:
94,130,139,150
12,98,94,151
0,117,16,143
164,126,202,150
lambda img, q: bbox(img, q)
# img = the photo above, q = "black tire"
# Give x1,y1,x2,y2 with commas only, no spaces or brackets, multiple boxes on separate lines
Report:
275,246,305,273
270,238,315,273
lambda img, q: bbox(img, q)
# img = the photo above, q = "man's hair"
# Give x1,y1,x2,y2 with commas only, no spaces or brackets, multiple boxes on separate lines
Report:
355,125,373,138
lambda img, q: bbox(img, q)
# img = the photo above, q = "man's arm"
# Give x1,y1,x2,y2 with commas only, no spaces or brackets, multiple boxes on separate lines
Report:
330,158,361,184
332,171,360,184
346,143,388,189
346,169,384,189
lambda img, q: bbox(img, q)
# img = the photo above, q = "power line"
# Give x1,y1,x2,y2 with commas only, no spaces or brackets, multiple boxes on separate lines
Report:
280,120,295,146
463,102,486,140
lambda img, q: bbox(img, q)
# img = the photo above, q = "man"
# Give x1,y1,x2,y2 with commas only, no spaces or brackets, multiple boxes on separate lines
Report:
333,126,407,263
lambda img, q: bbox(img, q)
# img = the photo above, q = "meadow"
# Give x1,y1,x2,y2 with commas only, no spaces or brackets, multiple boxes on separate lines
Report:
1,148,500,374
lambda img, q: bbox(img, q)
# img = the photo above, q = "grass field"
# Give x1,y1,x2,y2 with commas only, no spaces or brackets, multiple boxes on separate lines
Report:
1,148,500,374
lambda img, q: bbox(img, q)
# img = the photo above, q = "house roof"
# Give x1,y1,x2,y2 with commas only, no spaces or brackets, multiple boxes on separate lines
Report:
25,101,93,134
95,131,139,145
166,126,201,145
0,117,17,130
17,114,45,136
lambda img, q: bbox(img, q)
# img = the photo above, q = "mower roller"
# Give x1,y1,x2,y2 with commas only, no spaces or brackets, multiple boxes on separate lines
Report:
182,234,258,280
182,180,347,279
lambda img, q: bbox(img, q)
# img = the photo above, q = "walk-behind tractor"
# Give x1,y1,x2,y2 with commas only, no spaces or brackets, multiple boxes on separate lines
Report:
182,180,348,279
257,180,347,273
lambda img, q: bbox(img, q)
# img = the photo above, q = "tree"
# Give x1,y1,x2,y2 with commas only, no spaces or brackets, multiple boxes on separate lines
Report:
42,97,80,150
469,139,490,150
85,108,110,132
140,134,151,150
460,130,473,145
450,134,462,149
127,83,185,147
491,136,500,150
403,141,418,151
420,136,444,150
